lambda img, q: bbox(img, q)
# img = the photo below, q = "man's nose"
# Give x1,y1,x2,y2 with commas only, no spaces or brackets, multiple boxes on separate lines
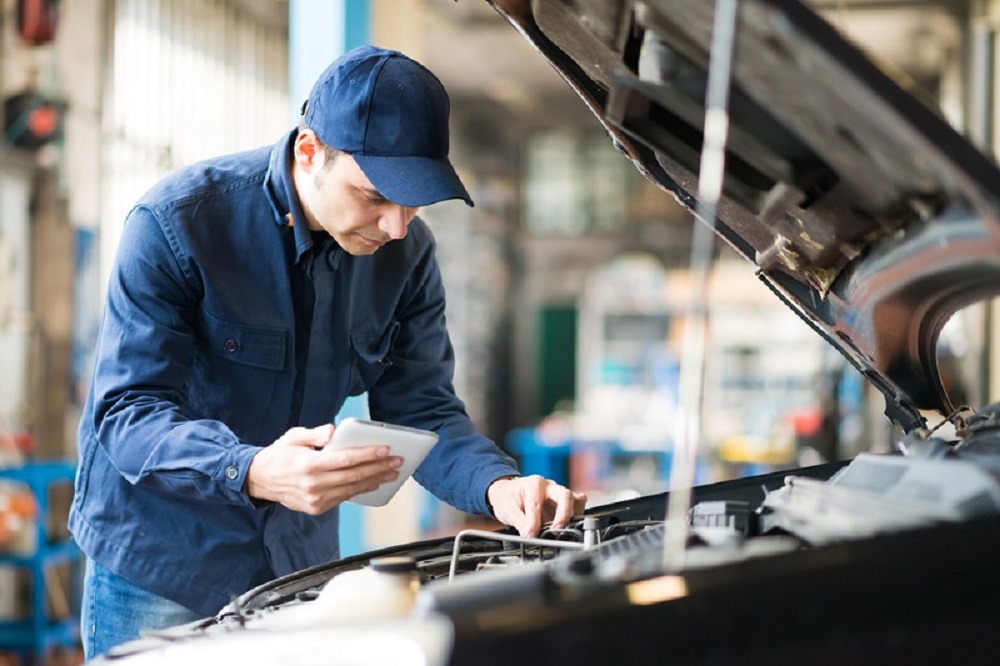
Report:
378,205,417,240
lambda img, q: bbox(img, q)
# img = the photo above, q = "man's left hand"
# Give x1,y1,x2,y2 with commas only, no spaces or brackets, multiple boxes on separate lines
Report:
487,475,588,538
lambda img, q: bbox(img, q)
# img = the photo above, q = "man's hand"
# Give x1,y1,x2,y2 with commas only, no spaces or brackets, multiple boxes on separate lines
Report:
486,475,588,538
245,423,402,514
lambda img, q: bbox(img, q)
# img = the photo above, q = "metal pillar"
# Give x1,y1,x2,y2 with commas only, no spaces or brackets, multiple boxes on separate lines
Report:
970,0,996,155
289,0,370,122
967,0,1000,405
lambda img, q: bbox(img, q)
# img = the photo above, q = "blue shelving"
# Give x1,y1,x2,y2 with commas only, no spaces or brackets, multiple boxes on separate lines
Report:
0,461,80,661
506,427,676,494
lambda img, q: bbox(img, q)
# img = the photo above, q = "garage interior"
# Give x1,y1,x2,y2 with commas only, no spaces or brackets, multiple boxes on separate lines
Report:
0,0,998,662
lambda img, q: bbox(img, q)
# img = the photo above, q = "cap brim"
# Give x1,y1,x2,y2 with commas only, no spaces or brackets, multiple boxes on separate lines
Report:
353,154,474,208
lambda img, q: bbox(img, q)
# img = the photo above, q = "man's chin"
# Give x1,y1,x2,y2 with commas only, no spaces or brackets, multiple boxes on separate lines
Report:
342,239,383,256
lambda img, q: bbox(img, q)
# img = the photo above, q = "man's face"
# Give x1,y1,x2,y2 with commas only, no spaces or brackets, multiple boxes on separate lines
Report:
293,131,419,256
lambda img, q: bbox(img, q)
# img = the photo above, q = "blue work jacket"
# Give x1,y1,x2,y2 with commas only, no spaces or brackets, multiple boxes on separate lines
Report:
69,130,520,616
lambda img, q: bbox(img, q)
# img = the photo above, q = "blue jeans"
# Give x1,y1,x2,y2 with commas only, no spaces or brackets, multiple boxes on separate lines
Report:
81,559,202,661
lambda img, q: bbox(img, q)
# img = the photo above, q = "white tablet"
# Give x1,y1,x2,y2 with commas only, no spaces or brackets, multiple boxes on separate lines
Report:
328,417,438,507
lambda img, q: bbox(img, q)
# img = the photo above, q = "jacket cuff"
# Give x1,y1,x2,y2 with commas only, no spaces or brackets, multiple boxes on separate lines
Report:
220,444,262,507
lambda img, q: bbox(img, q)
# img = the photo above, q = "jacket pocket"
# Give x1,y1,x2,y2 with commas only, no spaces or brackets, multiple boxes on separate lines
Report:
202,311,286,371
195,311,288,439
349,320,400,395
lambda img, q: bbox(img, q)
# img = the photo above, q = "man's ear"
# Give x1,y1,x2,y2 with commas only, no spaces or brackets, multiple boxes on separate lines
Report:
293,129,321,171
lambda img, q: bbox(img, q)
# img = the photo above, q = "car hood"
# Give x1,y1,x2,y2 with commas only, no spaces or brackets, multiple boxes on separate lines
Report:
486,0,1000,432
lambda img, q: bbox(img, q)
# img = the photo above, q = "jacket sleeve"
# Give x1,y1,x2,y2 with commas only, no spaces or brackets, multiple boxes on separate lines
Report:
85,205,261,507
366,236,520,516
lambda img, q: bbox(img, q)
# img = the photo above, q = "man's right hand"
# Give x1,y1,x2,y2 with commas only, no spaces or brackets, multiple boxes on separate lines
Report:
245,423,402,514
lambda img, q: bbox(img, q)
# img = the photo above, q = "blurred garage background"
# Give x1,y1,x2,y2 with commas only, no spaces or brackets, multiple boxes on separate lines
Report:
0,0,997,662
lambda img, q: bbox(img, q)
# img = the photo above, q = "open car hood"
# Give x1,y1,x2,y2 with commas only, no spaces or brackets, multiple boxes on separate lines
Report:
488,0,1000,431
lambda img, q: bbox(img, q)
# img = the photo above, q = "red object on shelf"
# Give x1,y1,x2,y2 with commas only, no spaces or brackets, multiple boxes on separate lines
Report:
0,482,37,548
17,0,59,45
0,432,34,456
789,407,823,437
9,434,33,453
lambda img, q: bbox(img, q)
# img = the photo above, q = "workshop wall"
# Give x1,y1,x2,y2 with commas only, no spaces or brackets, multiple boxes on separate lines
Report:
99,0,289,289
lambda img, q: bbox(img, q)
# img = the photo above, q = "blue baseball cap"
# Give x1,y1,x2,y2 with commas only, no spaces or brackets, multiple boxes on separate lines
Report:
302,45,474,208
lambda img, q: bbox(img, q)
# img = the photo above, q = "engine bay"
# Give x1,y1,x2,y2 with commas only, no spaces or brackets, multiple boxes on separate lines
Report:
100,422,1000,664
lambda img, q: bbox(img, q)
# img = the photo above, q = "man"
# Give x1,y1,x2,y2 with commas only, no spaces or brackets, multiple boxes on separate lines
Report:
70,45,586,659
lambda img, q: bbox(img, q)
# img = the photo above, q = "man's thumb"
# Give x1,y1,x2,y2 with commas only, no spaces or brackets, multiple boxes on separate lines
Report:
276,423,334,449
309,423,335,448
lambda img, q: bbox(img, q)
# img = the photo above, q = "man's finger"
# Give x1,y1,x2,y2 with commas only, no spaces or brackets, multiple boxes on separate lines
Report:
520,477,547,538
289,462,401,515
318,443,394,467
546,483,577,529
311,457,400,488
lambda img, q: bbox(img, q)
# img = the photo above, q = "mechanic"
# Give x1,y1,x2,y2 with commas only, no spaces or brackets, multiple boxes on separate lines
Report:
70,45,587,659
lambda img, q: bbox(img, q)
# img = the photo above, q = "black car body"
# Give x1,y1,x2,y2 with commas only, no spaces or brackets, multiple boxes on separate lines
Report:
101,1,1000,664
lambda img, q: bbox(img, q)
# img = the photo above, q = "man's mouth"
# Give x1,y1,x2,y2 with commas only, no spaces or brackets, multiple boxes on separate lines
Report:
359,235,387,248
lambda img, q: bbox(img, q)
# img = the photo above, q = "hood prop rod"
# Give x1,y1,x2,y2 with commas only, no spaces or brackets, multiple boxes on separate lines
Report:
662,0,741,572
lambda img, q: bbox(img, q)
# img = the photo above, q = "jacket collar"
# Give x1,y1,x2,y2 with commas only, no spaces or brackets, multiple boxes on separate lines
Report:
264,130,322,264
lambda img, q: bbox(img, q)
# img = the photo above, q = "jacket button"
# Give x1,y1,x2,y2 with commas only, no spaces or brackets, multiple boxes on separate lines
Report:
225,465,239,480
223,338,238,353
